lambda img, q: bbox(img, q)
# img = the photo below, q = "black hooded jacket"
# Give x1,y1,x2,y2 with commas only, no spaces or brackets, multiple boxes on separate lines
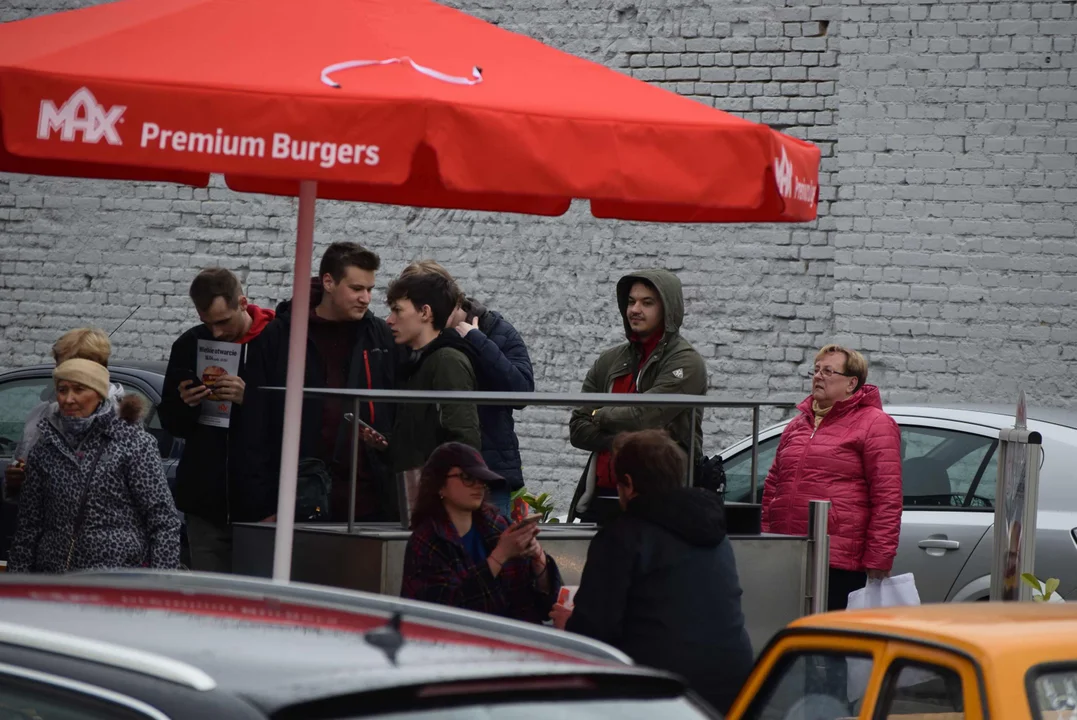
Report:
236,279,400,522
566,487,753,714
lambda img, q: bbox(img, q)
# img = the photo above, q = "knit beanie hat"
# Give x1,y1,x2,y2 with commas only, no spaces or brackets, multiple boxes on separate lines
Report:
53,358,110,400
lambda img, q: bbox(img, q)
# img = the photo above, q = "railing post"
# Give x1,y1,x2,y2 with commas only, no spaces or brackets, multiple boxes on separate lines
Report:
990,391,1043,601
805,499,831,615
348,397,360,534
687,406,698,486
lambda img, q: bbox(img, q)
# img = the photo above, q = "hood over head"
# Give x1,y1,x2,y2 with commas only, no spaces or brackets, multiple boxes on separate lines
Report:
616,269,685,341
627,487,727,547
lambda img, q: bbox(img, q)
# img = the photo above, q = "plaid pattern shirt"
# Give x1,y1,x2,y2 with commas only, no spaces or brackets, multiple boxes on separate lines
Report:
401,505,561,624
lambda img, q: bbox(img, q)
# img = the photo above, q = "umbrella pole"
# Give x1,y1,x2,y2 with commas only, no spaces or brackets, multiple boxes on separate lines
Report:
271,179,318,582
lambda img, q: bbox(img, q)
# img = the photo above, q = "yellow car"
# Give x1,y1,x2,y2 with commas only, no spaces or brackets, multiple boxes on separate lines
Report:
725,603,1076,720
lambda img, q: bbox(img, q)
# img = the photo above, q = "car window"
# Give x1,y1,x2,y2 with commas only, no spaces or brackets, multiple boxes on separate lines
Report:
0,674,152,719
879,661,964,718
723,435,781,503
900,426,995,509
116,383,162,430
1029,665,1077,719
742,650,871,720
0,378,53,458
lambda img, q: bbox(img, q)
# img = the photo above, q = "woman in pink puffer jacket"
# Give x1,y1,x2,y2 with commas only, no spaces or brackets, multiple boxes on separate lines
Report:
761,344,902,611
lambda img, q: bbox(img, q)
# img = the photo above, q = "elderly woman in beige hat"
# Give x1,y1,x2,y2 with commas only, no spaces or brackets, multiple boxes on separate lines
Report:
8,359,181,573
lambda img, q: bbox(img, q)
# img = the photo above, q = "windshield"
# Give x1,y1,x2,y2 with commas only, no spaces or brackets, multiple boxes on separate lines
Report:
358,697,717,720
1030,666,1077,719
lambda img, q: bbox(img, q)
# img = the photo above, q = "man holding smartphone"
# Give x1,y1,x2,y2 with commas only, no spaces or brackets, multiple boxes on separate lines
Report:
158,268,275,573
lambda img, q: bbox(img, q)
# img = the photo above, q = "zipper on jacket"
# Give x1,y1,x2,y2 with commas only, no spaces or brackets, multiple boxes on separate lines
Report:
635,340,667,390
363,349,375,424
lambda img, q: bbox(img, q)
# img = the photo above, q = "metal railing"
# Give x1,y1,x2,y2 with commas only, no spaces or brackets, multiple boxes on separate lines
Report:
268,387,799,530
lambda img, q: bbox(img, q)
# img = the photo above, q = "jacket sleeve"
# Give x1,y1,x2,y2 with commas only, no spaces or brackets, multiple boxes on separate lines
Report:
7,451,46,573
568,360,617,452
157,332,200,440
434,352,481,450
236,331,280,521
464,326,535,395
401,534,510,613
593,349,707,433
861,413,904,572
503,554,564,624
128,431,182,569
565,527,634,647
760,427,792,532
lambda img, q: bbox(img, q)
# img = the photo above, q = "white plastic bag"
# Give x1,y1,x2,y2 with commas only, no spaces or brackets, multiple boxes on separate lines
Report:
847,572,921,611
846,573,931,701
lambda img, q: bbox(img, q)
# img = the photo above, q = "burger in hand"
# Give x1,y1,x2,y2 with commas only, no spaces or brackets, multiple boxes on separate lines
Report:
201,365,228,400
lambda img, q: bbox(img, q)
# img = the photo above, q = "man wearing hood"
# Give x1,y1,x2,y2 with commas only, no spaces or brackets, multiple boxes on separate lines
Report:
551,429,753,714
369,271,480,474
159,268,275,572
239,243,399,525
568,269,706,523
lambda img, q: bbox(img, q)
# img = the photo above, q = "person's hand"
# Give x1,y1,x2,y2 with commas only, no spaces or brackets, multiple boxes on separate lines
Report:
179,380,211,407
867,569,890,581
261,514,277,523
212,375,246,404
361,427,388,450
4,463,25,499
549,603,572,630
527,538,546,571
454,317,479,338
447,306,468,329
492,522,540,564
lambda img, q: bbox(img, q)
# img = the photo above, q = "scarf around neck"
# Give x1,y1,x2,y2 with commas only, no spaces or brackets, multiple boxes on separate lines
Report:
811,400,834,429
57,401,110,448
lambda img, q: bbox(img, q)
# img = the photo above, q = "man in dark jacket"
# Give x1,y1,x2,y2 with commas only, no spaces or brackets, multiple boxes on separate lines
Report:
551,429,753,714
239,242,398,524
372,271,480,473
158,268,275,572
397,260,535,515
568,269,707,523
451,297,533,514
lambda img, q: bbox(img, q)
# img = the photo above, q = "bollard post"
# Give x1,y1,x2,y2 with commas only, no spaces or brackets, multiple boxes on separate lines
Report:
805,500,831,615
990,391,1043,601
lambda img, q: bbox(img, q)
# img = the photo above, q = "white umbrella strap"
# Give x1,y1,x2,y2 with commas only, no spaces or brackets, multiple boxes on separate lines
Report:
321,57,483,88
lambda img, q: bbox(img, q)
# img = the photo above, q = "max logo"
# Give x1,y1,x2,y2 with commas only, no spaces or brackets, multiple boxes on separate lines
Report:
37,88,126,146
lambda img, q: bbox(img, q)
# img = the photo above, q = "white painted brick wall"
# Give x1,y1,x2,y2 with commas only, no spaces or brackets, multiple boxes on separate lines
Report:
1,0,1074,509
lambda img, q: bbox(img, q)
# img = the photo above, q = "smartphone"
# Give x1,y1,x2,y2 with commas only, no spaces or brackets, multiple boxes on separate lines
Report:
344,413,386,444
179,369,204,389
513,514,542,529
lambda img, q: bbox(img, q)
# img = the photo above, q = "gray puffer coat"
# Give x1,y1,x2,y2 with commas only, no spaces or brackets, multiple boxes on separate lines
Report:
8,396,181,573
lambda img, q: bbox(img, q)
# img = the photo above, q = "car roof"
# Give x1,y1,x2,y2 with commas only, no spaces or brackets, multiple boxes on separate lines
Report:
884,403,1077,431
0,572,641,712
790,603,1077,663
0,360,166,379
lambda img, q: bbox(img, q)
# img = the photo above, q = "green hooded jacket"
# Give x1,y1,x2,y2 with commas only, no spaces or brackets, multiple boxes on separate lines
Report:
568,269,707,519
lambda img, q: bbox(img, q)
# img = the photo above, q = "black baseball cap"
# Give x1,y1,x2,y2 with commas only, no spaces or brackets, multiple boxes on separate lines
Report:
425,442,505,486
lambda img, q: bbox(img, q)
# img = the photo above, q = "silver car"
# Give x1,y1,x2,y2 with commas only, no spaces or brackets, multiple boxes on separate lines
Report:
718,403,1077,603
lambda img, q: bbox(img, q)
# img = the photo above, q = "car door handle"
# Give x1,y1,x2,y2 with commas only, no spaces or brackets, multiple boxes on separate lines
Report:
918,539,960,550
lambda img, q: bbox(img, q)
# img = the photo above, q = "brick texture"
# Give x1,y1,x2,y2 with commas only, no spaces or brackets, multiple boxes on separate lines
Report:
1,0,1074,509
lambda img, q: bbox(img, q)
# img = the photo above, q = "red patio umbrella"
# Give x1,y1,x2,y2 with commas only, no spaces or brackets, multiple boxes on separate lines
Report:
0,0,821,580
